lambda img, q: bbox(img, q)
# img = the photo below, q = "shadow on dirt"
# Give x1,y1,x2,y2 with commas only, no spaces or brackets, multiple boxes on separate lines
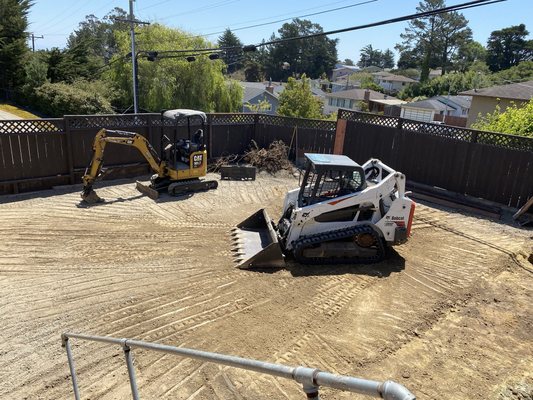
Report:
285,248,406,278
241,248,405,278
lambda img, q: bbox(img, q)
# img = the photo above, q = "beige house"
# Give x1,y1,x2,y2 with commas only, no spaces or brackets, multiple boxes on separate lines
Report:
324,88,404,114
460,81,533,127
372,72,416,93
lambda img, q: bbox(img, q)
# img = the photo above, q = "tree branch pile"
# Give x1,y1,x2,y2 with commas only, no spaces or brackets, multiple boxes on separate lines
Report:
244,140,293,173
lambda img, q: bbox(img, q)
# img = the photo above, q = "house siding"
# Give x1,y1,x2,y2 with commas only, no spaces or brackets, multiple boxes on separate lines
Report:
466,97,527,127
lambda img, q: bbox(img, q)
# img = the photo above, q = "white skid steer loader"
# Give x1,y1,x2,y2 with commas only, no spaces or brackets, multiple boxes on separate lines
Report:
232,153,415,269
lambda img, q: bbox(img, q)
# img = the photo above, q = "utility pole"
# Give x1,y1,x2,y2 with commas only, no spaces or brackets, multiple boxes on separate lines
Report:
116,1,149,114
30,34,44,52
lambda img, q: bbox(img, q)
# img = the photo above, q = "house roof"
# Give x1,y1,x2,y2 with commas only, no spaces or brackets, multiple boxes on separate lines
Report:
460,81,533,101
434,95,472,109
242,86,278,103
370,99,408,106
402,99,456,112
332,65,360,72
373,73,416,83
326,88,393,101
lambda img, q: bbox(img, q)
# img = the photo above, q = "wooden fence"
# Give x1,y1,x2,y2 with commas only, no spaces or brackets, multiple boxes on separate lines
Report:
1,110,532,209
337,109,533,208
0,113,335,195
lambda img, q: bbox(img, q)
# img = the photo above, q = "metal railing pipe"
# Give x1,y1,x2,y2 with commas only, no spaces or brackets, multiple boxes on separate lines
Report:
62,333,415,400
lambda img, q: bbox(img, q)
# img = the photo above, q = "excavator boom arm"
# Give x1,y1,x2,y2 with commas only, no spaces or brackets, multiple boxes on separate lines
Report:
82,129,165,199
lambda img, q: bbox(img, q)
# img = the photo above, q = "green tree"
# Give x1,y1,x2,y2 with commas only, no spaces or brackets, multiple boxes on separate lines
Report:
21,52,49,100
472,98,533,138
491,60,533,84
265,19,338,81
244,60,263,82
0,0,31,97
396,0,472,81
347,72,383,92
67,8,128,63
32,80,115,117
357,44,381,68
344,58,355,66
358,45,395,69
486,24,533,72
381,49,395,69
399,70,491,99
277,74,322,119
107,23,242,112
217,28,243,74
453,41,486,72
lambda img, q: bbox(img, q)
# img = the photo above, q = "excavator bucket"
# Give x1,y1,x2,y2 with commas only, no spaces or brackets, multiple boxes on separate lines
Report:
231,209,285,269
135,181,160,200
80,188,104,204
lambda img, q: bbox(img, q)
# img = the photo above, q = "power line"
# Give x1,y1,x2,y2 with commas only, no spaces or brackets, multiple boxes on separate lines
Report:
126,0,506,59
183,0,358,34
253,0,506,48
155,0,241,21
184,0,377,39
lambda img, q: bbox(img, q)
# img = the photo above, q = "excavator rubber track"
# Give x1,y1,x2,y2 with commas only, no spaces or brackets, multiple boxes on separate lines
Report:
168,179,218,196
136,179,218,199
292,224,386,265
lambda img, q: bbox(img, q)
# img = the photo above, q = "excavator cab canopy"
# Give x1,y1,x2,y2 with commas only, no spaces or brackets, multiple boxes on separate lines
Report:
298,153,366,207
162,109,207,123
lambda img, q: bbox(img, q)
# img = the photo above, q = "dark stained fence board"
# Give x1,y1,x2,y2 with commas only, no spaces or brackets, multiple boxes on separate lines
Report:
1,111,532,208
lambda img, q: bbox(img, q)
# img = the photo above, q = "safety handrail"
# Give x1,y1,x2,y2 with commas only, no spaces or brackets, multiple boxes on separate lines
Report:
61,332,415,400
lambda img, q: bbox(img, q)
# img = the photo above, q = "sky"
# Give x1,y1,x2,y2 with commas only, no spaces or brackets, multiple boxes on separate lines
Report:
27,0,533,63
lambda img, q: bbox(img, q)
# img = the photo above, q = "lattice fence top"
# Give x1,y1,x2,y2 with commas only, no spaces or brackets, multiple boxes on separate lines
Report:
66,114,156,129
338,109,533,152
257,114,336,131
0,119,64,134
210,113,256,125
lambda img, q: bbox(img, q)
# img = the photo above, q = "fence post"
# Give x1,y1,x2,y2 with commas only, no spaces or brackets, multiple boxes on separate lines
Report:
207,113,213,159
397,117,404,130
333,118,347,155
64,117,75,184
253,113,259,147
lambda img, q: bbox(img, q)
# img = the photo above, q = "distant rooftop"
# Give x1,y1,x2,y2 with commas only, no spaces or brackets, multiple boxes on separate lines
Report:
402,99,454,112
460,81,533,101
326,88,396,101
373,72,416,83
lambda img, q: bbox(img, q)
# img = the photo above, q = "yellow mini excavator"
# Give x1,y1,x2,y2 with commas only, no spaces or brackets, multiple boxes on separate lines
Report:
81,109,218,203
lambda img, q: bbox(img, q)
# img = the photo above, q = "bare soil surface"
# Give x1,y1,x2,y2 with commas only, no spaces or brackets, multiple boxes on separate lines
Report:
0,173,532,400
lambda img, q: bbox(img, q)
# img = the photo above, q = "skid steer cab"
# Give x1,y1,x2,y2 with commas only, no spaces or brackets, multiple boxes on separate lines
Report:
81,109,217,204
232,154,415,269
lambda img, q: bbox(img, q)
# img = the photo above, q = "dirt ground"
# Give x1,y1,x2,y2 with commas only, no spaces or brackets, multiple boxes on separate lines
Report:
0,173,532,400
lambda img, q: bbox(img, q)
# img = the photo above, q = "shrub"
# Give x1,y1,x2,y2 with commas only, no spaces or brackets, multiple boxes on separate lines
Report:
32,81,114,117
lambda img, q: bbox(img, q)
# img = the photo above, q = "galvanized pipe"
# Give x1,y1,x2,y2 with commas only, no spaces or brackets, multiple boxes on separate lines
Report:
122,341,140,400
62,333,415,400
61,335,81,400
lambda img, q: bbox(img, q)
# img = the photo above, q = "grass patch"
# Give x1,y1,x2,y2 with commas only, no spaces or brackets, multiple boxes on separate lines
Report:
0,103,40,119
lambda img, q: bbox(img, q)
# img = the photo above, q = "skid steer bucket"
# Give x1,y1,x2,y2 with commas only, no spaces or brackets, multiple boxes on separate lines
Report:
231,209,285,269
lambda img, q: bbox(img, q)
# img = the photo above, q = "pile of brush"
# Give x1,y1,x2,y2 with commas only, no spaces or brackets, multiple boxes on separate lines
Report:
244,140,292,173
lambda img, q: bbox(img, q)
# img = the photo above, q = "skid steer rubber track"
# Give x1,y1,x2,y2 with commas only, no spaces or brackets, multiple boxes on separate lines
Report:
293,224,386,265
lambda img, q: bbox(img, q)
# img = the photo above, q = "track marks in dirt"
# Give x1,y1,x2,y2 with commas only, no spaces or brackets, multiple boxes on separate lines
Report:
1,176,531,400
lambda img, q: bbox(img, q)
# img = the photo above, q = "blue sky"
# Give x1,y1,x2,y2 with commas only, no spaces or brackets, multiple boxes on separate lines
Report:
28,0,533,63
